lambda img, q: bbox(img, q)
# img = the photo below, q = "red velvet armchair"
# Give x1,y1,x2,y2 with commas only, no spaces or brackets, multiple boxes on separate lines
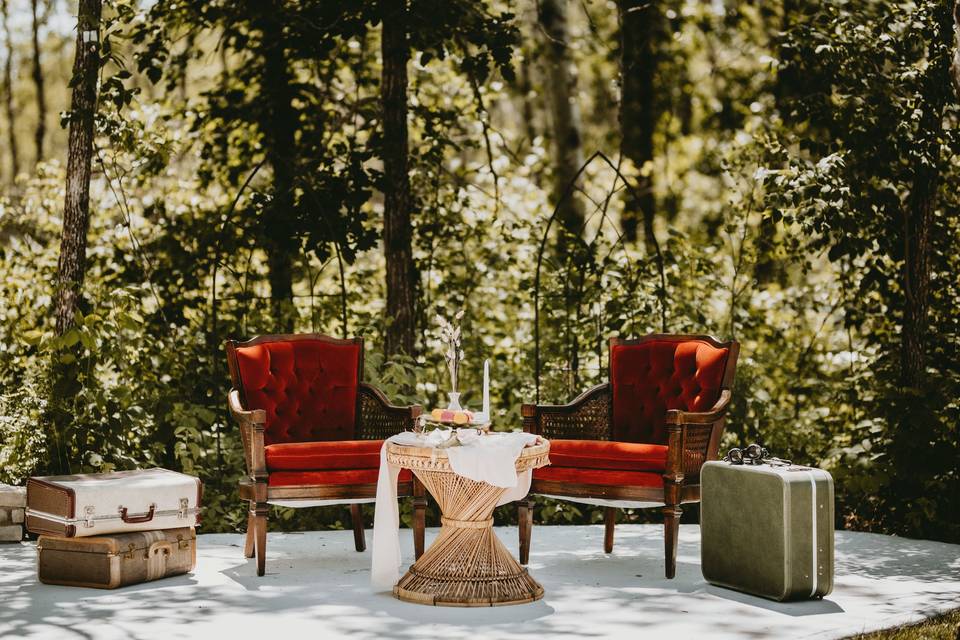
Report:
519,334,739,578
226,334,425,576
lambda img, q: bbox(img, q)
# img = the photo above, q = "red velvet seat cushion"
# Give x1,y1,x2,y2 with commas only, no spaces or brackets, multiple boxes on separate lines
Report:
234,338,362,445
265,440,382,472
611,339,730,445
548,439,667,472
269,468,412,487
533,466,663,488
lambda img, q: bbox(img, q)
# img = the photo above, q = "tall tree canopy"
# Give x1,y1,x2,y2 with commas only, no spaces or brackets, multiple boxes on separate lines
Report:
0,0,956,543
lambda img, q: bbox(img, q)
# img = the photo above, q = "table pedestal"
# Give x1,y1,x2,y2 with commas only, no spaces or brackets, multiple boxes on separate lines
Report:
386,441,550,607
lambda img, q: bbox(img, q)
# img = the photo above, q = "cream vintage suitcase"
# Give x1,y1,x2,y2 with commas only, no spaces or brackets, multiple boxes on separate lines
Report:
700,460,834,601
26,468,202,537
37,528,196,589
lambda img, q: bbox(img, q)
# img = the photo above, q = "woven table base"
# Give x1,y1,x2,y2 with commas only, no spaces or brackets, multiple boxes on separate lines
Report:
387,441,550,607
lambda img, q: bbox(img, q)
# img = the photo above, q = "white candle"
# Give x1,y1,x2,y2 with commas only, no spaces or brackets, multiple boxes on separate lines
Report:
482,359,490,418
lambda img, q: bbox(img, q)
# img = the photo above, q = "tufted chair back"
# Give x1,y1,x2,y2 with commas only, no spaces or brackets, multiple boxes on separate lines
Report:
609,336,735,445
227,335,363,445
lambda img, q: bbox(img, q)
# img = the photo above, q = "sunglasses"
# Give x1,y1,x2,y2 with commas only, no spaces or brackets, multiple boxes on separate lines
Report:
724,444,767,465
723,443,792,467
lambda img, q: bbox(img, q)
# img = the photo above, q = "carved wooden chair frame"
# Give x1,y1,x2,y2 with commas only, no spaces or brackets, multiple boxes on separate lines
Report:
226,333,426,576
518,334,740,578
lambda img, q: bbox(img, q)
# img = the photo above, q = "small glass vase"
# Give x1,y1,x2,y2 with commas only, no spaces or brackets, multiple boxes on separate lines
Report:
446,391,463,412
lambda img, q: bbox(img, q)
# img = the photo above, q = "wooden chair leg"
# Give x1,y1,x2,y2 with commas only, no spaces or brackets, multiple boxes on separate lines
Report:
518,498,533,565
604,507,616,553
413,478,426,559
243,505,255,558
350,503,366,552
254,502,268,577
663,504,681,579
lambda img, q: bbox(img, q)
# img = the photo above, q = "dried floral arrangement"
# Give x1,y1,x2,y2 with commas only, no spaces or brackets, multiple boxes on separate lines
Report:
435,309,465,395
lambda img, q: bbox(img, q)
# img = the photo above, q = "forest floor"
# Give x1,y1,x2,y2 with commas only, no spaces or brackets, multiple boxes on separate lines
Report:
0,524,957,639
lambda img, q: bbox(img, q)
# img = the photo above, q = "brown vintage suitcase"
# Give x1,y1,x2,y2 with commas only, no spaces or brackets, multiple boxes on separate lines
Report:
26,468,202,537
37,527,196,589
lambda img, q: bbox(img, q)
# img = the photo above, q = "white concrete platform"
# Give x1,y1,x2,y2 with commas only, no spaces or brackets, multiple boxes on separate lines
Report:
1,524,958,639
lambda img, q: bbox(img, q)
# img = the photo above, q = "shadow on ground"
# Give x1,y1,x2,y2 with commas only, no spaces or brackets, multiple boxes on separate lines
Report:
0,524,957,640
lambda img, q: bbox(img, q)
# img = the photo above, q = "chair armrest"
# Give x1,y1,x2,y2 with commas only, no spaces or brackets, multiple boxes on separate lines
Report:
664,389,733,485
228,389,268,481
228,389,267,426
664,389,732,425
357,382,423,439
521,383,611,440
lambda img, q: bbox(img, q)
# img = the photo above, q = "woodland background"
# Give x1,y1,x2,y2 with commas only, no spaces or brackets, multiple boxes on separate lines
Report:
0,0,958,541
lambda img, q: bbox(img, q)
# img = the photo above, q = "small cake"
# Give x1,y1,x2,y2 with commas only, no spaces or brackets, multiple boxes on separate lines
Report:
430,408,474,425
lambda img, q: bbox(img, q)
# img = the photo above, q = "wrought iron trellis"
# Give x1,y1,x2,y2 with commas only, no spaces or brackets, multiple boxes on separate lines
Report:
533,151,668,404
209,160,351,344
207,162,352,476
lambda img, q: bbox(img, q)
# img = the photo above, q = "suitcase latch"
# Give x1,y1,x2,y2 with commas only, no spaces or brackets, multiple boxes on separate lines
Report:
177,498,189,519
176,534,190,550
146,541,173,580
122,542,137,560
83,505,96,528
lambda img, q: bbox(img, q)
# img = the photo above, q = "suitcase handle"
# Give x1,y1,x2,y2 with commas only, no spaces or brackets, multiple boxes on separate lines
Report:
118,503,156,524
146,541,173,581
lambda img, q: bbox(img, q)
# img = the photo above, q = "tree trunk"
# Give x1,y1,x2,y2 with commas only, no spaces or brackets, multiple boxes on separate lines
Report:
952,0,960,99
0,0,18,182
901,168,935,390
381,0,416,357
259,6,297,333
518,46,538,146
617,0,658,251
30,0,46,166
538,0,587,238
54,0,101,336
756,0,798,286
754,214,784,286
899,5,952,390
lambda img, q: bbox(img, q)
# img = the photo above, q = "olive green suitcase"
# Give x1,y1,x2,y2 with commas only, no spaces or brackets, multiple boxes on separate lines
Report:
700,461,834,601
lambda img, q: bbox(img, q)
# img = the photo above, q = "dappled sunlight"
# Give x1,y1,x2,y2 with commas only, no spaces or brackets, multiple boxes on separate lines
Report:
833,531,960,583
1,525,957,639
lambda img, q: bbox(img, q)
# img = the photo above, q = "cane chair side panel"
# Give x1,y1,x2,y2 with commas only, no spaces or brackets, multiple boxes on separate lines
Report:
680,423,715,483
540,391,611,441
665,387,736,486
524,384,612,441
356,383,422,440
239,421,254,477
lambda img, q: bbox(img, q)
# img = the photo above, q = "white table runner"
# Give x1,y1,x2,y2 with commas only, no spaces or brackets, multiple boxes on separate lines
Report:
370,429,539,590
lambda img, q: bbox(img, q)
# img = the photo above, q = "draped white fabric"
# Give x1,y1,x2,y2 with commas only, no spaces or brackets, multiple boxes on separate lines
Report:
370,429,539,591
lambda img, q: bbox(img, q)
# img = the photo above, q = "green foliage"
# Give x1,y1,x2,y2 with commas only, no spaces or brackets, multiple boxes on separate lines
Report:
0,386,46,485
0,0,957,542
767,0,960,540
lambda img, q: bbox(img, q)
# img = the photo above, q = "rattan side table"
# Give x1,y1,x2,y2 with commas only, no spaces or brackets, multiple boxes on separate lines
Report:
385,439,550,606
